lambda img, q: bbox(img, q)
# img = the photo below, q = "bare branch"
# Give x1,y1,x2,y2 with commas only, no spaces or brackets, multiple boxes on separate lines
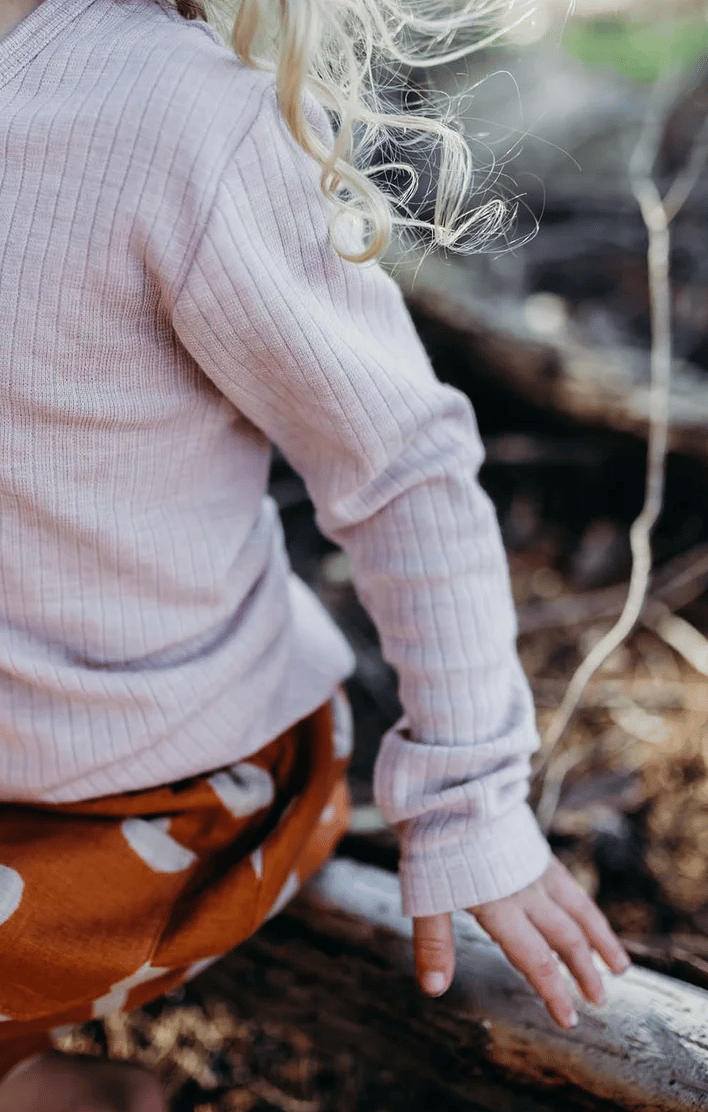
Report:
534,76,707,832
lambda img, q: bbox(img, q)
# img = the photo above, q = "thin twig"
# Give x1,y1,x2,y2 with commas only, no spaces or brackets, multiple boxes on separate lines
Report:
662,113,708,223
534,743,586,836
534,73,708,833
643,602,708,678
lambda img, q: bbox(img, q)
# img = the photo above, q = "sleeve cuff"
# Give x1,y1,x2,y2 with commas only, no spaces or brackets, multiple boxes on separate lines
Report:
397,800,552,918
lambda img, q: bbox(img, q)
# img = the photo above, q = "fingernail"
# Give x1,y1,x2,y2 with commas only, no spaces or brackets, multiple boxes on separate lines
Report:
594,988,608,1007
611,950,630,973
422,972,447,996
567,1008,579,1028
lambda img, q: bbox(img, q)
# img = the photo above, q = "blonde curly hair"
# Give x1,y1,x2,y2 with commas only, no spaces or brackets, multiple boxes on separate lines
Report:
168,0,538,262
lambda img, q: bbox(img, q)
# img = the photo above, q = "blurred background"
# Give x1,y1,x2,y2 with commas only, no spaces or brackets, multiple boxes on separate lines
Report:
59,5,708,1108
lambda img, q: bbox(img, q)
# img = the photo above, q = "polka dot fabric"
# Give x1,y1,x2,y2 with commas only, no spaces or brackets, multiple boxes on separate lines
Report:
0,688,352,1077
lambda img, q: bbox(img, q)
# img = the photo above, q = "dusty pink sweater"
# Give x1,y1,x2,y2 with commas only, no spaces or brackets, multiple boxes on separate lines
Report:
0,0,550,916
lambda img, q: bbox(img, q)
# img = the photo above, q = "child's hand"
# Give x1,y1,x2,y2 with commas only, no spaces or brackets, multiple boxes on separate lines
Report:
412,854,631,1029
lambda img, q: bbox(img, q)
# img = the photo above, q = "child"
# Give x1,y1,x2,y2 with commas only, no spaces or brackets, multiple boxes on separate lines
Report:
0,0,631,1106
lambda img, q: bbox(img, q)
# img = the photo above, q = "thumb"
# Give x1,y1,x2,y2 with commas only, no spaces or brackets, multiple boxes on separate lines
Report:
412,912,455,997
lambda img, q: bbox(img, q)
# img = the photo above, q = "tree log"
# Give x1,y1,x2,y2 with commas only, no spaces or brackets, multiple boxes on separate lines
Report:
385,250,708,461
262,858,708,1112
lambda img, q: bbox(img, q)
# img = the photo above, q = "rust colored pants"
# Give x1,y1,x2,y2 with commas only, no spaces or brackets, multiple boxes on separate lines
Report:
0,688,353,1078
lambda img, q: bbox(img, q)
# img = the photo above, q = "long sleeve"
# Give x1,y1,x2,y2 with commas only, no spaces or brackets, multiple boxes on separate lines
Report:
165,80,551,917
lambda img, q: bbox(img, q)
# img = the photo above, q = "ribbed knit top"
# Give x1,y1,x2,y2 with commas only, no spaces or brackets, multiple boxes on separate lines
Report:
0,0,550,916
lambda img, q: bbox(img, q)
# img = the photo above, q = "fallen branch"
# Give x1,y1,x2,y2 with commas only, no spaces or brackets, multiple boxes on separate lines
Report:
393,278,708,462
623,938,708,996
643,602,708,678
270,859,708,1112
517,541,708,635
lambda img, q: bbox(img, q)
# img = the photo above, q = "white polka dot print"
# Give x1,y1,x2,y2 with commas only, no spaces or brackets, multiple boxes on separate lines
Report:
120,818,197,873
0,1014,12,1022
50,1023,78,1040
208,762,275,818
183,953,225,982
0,865,24,926
264,870,300,922
91,960,172,1017
330,689,354,759
250,845,264,880
320,803,336,825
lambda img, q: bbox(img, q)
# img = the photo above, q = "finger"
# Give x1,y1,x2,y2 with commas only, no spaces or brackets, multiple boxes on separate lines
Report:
544,858,631,975
412,913,455,997
526,895,607,1008
474,904,578,1030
